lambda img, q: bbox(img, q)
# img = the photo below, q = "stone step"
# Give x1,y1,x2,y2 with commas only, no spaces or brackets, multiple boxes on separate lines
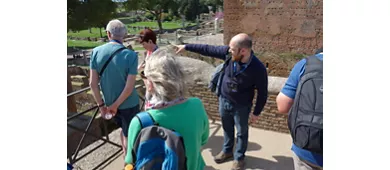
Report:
72,81,88,91
68,66,88,77
71,75,89,84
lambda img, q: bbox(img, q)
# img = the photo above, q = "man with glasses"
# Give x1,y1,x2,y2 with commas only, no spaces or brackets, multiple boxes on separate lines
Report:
175,33,268,170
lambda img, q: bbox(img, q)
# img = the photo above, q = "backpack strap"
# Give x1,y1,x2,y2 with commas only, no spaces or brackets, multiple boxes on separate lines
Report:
99,46,126,77
136,111,156,128
305,54,323,75
222,54,232,70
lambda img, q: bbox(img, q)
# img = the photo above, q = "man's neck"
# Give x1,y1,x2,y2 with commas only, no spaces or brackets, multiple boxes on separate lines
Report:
109,38,122,44
240,53,252,63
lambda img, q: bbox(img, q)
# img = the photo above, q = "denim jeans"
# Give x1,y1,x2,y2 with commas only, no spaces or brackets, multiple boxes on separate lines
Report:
219,96,252,160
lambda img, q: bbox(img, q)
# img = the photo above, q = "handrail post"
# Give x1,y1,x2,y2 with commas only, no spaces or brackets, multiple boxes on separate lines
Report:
67,72,77,113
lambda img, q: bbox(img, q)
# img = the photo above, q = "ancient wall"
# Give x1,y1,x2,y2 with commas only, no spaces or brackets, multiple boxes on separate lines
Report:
224,0,323,54
188,76,290,134
68,63,291,134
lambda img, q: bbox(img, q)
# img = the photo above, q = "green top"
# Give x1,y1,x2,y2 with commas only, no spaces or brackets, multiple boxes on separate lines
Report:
125,97,210,170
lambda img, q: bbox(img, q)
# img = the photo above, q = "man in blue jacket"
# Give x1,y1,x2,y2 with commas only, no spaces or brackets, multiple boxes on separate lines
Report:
175,33,268,170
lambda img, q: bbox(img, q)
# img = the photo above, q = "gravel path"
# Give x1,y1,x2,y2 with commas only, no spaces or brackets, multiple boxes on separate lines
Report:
71,129,122,170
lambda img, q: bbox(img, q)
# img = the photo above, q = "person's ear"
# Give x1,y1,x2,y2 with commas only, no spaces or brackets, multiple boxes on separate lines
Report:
147,80,154,92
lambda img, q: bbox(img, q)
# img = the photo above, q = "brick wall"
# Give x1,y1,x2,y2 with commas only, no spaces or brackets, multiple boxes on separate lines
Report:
223,0,323,54
188,80,289,134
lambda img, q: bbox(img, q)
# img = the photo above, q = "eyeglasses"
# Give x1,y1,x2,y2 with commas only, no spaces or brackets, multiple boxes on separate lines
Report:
140,71,147,79
136,35,145,43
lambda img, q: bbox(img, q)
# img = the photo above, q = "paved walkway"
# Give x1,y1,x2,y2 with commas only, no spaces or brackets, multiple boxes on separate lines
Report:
202,121,294,170
72,120,294,170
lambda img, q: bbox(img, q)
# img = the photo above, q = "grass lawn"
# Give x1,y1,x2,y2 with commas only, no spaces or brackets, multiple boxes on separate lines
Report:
68,39,145,50
132,46,144,51
68,21,196,38
67,39,105,49
68,28,107,38
278,52,306,60
128,21,195,29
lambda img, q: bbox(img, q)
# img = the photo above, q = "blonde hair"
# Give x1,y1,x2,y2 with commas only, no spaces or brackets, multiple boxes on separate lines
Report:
144,49,186,102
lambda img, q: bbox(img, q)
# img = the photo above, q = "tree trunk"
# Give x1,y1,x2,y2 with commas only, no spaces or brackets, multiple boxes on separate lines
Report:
99,27,103,38
89,27,92,33
156,13,163,34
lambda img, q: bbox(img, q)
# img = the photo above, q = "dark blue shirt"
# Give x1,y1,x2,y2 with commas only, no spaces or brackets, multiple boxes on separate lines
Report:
281,53,323,167
185,44,268,115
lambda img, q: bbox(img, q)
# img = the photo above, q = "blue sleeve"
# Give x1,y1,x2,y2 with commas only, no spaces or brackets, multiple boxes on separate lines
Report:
127,50,138,75
90,49,97,70
281,59,307,99
253,63,268,116
184,44,229,60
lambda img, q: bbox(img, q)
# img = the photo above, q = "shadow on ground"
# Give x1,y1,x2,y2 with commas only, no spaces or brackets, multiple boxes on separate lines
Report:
203,122,262,157
203,122,294,170
204,135,263,157
204,165,218,170
244,155,294,170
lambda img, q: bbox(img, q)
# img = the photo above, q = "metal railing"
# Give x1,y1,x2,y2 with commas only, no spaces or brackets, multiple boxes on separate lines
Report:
67,86,145,168
67,86,121,167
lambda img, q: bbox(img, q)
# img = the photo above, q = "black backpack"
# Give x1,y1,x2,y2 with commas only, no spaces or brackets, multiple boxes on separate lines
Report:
288,54,323,154
208,55,231,96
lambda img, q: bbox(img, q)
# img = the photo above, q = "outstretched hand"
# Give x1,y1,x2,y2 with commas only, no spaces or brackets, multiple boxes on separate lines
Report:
174,45,186,54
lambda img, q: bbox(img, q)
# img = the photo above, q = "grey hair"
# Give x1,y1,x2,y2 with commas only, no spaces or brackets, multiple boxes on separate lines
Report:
144,49,186,102
106,19,127,39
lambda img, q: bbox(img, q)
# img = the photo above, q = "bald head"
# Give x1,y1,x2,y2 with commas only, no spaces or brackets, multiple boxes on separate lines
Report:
230,33,252,49
228,33,253,61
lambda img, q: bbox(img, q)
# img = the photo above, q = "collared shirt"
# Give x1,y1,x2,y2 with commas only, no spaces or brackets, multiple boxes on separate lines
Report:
232,54,253,76
146,45,159,59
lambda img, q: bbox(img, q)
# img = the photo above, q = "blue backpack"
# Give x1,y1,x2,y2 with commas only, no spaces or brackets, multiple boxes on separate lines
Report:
131,112,187,170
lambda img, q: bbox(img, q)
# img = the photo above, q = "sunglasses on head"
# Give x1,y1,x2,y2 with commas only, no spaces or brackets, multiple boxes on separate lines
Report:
136,35,144,42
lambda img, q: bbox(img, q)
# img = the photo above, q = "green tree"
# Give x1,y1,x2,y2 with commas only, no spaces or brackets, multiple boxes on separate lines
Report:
179,0,200,21
67,0,88,32
67,0,118,38
124,0,180,33
200,0,223,12
86,0,118,38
